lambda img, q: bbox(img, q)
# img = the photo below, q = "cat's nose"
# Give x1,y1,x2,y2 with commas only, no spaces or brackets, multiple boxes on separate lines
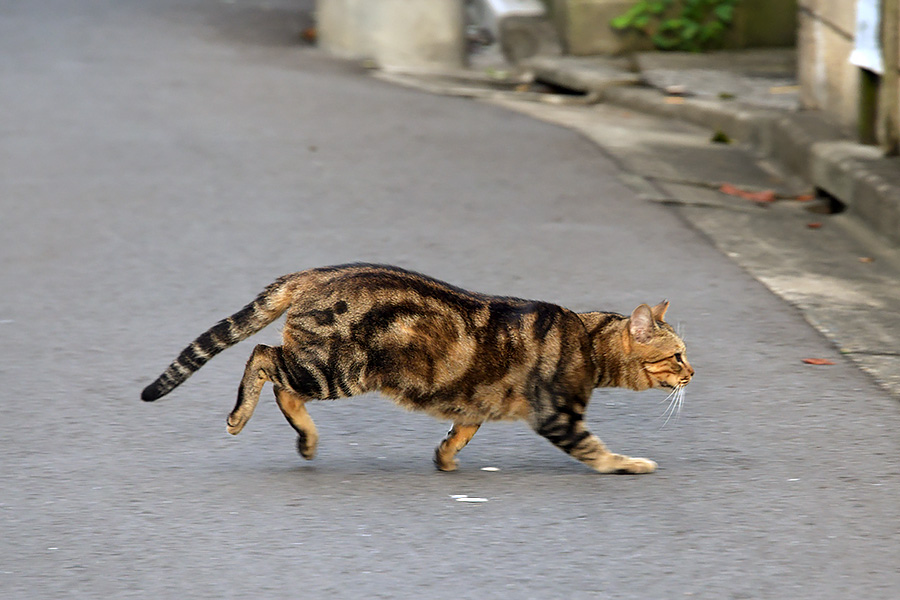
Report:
680,364,694,384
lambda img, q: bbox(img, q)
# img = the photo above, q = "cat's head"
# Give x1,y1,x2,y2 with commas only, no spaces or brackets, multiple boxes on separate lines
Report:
626,301,693,390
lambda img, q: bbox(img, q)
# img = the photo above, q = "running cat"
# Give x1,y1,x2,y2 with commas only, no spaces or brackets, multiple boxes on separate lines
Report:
142,264,693,473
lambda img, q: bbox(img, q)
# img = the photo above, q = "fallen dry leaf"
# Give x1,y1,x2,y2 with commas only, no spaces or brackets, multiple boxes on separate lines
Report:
802,358,835,365
719,183,777,203
859,256,875,263
301,27,317,43
807,222,823,229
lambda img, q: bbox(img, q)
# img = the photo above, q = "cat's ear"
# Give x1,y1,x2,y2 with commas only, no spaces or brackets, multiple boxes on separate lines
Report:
651,300,669,322
629,304,657,344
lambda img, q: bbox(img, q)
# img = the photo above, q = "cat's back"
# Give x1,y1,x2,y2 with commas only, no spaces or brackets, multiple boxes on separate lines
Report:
281,263,578,345
285,263,494,318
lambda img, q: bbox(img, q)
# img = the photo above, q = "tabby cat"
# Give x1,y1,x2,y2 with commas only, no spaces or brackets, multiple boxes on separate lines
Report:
142,264,693,473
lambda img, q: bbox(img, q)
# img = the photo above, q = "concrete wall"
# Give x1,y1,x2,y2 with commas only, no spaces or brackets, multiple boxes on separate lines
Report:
797,1,861,134
550,0,652,56
727,0,798,49
798,0,900,138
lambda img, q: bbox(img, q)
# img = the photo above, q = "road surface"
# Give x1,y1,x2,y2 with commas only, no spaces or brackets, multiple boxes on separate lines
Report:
2,1,898,598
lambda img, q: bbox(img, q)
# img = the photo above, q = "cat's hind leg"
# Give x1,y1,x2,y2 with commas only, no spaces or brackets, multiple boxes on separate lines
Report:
434,423,481,472
532,411,656,474
274,385,319,460
227,344,286,435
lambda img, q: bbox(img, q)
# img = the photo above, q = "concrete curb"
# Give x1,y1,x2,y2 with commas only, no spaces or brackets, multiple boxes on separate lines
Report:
528,60,900,247
521,56,641,92
371,70,603,105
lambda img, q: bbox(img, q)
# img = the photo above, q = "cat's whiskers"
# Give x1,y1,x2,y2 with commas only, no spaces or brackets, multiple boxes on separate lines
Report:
658,384,686,429
658,385,680,405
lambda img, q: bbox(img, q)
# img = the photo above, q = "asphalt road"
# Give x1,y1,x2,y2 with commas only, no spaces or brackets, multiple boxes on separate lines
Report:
2,1,899,598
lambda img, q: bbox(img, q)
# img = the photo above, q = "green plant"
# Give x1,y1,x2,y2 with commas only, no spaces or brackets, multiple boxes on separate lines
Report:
611,0,739,52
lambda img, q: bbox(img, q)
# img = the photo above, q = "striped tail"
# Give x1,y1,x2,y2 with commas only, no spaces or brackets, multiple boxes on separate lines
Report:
141,275,295,401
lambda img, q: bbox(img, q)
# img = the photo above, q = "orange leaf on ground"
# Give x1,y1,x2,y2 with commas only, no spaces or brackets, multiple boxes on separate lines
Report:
802,358,835,365
807,222,823,229
719,183,776,203
301,27,317,43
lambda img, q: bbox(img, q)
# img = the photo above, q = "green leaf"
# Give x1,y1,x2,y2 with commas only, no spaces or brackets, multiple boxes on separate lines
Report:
649,1,670,15
660,18,686,31
610,3,649,29
613,0,735,50
714,4,734,23
610,14,632,29
700,20,725,41
652,32,681,49
681,21,700,40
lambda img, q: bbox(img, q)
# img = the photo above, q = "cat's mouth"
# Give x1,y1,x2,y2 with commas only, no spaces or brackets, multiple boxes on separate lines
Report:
658,378,691,390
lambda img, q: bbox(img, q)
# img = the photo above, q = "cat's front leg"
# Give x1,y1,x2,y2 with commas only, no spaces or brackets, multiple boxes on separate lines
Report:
433,423,481,472
533,412,656,474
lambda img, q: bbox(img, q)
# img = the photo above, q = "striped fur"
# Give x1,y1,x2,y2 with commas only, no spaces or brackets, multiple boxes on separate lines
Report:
142,264,693,473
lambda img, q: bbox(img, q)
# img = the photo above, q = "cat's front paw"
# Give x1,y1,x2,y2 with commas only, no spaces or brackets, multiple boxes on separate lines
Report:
621,457,657,474
433,451,459,472
594,453,657,474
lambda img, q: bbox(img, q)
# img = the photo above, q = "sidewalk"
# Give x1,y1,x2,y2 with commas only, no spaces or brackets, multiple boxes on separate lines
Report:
525,49,900,248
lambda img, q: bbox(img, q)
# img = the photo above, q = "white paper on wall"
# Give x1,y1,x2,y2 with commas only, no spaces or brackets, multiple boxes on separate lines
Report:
850,0,885,74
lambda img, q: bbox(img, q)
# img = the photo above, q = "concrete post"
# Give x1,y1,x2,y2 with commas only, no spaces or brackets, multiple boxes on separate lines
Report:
316,0,466,71
316,0,376,59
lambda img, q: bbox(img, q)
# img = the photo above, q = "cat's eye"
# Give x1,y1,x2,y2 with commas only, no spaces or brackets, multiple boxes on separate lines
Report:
674,353,683,363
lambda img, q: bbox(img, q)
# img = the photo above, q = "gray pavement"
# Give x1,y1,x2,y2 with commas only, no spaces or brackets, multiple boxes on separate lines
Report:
2,1,900,599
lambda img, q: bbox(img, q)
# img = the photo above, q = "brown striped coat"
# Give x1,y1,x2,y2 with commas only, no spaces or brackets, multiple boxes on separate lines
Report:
143,264,692,473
